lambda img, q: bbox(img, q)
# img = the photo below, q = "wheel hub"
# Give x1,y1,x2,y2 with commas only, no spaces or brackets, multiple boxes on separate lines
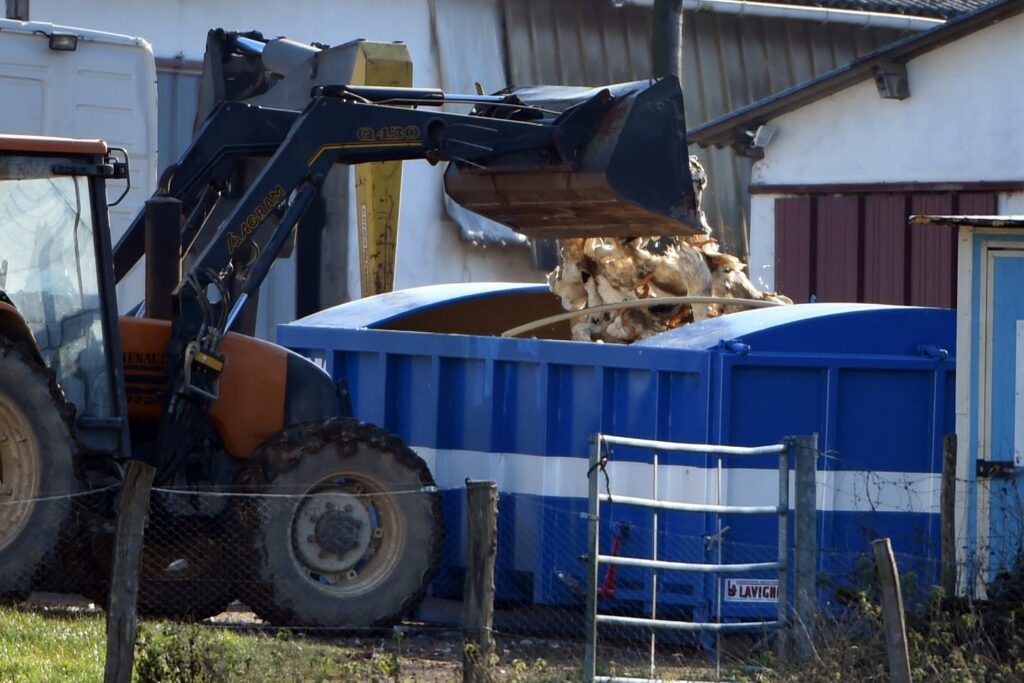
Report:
314,508,363,555
292,492,373,574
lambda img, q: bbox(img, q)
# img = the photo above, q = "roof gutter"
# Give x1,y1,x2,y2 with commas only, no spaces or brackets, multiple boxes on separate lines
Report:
617,0,945,31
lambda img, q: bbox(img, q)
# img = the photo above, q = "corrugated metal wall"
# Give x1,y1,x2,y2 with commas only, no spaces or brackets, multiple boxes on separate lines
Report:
774,191,997,307
500,0,909,256
156,62,201,173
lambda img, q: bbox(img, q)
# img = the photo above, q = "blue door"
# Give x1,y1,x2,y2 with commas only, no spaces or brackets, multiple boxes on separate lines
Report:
978,245,1024,583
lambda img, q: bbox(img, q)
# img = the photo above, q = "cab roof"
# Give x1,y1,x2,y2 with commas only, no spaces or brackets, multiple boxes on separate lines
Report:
0,134,108,156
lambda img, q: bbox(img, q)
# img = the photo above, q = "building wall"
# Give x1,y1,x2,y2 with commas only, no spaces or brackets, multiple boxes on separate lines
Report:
751,13,1024,188
747,12,1024,298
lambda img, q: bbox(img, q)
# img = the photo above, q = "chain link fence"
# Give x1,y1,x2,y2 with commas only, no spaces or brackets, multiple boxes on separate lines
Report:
6,456,1024,681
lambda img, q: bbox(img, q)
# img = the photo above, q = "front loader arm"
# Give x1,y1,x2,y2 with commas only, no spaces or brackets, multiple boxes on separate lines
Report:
151,87,599,483
112,102,299,281
188,92,566,303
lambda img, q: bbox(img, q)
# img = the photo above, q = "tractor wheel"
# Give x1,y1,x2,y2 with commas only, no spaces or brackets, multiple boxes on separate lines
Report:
234,418,442,628
0,345,77,601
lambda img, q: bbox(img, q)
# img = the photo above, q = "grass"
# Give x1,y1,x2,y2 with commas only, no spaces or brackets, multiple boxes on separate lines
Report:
0,606,104,682
0,604,776,682
0,606,595,682
0,607,458,683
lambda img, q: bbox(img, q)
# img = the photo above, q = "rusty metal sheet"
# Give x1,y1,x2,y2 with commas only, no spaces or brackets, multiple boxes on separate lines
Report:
775,191,999,309
815,196,862,302
909,194,957,308
774,197,813,303
956,193,998,216
863,194,910,305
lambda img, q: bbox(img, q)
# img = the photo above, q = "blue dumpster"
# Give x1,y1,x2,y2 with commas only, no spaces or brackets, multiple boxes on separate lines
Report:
279,283,955,621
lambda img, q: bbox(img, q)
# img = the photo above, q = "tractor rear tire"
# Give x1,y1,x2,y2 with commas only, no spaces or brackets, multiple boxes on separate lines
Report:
0,346,77,601
234,418,442,628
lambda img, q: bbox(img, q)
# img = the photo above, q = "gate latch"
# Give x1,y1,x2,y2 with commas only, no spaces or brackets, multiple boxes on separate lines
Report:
976,460,1016,479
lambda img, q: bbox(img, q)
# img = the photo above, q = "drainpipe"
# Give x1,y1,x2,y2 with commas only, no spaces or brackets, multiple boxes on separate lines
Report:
651,0,684,81
620,0,943,31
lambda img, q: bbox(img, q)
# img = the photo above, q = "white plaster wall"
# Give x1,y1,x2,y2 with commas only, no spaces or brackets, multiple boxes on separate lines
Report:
999,191,1024,215
747,195,779,292
32,0,540,324
752,13,1024,187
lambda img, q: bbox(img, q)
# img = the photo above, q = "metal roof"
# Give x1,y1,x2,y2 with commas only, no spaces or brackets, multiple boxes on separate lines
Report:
749,0,994,19
0,18,150,49
689,0,1024,150
911,215,1024,227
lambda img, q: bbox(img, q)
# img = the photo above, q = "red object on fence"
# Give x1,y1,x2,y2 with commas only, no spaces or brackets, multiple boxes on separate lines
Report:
598,525,629,599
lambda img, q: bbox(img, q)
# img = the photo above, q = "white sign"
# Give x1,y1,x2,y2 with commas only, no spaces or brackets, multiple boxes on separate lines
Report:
725,578,778,603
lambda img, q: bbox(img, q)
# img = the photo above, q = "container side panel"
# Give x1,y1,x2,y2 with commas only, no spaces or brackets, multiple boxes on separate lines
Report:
836,369,939,473
384,354,440,445
437,358,490,451
340,351,389,426
863,194,909,305
825,510,939,588
605,367,659,445
909,194,956,309
546,364,599,457
656,369,711,446
510,362,548,456
815,196,861,302
723,365,827,466
774,197,813,303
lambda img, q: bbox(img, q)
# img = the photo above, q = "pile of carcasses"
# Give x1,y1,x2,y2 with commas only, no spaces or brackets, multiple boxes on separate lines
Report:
547,157,792,343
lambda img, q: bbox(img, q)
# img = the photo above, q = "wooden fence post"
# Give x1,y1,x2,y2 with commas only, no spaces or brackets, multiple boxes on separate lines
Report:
872,538,913,683
463,480,498,683
941,434,957,595
792,434,818,662
103,460,155,683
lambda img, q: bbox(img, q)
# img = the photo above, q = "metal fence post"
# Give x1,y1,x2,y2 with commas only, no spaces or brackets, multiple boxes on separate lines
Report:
777,440,790,669
584,435,602,682
940,433,957,595
792,434,818,662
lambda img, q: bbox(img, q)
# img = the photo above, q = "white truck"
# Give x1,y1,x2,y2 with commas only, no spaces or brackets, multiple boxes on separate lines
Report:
0,18,158,303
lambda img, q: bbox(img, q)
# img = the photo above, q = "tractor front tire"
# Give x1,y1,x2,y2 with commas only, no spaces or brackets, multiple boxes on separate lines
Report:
0,346,77,601
235,419,442,628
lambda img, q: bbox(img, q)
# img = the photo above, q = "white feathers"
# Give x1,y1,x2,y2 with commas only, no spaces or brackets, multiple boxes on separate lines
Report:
546,157,792,343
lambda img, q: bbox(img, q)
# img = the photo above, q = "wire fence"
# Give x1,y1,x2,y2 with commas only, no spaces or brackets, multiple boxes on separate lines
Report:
5,452,1024,682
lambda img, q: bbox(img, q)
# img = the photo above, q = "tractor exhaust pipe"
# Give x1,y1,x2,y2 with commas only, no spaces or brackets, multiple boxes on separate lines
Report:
144,197,182,321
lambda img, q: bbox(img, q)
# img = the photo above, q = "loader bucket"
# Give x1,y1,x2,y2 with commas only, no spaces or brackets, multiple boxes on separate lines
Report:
444,77,703,240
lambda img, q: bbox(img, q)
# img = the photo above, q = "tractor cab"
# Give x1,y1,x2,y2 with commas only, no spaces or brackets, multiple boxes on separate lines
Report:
0,135,129,455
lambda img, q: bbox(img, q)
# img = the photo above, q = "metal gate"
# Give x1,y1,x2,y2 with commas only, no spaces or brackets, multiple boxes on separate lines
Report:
583,434,793,682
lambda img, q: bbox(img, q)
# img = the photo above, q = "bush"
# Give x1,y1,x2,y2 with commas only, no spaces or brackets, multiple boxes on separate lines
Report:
135,623,245,683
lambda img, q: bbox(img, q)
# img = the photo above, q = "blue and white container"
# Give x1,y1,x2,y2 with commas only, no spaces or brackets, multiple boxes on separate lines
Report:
279,284,955,620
